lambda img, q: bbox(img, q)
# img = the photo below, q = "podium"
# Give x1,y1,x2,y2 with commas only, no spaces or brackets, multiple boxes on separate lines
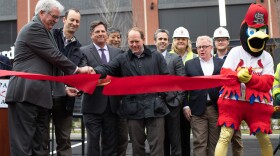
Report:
0,109,10,156
0,79,10,156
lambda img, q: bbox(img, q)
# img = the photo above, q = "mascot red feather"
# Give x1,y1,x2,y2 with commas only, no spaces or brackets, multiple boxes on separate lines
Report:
214,4,274,156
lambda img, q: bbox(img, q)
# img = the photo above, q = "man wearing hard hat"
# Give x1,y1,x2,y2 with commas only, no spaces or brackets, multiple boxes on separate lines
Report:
213,27,230,59
213,27,244,156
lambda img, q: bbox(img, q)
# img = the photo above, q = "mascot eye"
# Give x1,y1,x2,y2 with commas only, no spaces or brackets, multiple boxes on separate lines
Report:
258,27,267,34
246,27,256,37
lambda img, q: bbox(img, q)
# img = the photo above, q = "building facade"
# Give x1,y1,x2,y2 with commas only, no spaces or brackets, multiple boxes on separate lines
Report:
0,0,279,56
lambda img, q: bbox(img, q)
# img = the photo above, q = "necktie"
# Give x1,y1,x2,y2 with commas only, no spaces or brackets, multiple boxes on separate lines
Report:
100,49,107,64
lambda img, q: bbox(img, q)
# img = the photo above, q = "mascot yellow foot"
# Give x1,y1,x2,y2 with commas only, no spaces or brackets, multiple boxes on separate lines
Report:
215,126,273,156
256,132,273,156
215,126,234,156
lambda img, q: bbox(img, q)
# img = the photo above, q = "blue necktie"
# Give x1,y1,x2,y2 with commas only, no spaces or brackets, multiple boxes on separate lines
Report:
100,49,107,64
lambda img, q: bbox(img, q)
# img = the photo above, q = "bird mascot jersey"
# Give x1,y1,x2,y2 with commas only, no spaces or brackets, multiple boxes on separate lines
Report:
214,4,274,156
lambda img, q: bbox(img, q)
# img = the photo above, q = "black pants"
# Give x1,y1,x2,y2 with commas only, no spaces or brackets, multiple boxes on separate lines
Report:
180,108,191,156
164,106,182,156
84,106,118,156
117,117,129,156
8,102,50,156
52,97,73,156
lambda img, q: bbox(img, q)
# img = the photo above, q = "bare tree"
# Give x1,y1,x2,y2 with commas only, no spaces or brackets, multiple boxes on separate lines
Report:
97,0,120,27
93,0,133,50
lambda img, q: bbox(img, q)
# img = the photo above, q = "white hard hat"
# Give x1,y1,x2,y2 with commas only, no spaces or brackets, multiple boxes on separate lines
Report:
213,27,230,39
172,27,190,38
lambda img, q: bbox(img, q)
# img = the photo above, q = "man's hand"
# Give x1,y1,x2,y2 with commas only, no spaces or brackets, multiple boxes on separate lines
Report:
65,87,80,97
183,107,192,121
97,77,111,86
274,106,280,112
77,66,95,74
237,68,252,83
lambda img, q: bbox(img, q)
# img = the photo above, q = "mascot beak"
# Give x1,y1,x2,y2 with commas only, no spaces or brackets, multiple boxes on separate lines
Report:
247,31,269,53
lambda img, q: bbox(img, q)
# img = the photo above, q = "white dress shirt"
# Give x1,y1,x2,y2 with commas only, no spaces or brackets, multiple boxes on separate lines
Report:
200,57,214,100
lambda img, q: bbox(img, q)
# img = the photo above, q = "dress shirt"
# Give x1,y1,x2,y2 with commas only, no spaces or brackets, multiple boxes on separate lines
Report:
161,50,167,58
93,43,110,63
200,57,214,100
199,57,214,76
63,33,75,47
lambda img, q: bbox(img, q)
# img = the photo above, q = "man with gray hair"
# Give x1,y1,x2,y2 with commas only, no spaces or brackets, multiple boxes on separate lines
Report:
154,29,185,156
5,0,93,155
183,36,223,156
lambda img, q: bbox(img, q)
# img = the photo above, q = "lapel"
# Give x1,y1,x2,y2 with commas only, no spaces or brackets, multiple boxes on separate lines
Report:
33,15,58,48
89,44,103,65
48,31,58,48
194,57,204,76
165,52,172,65
212,57,219,75
107,45,114,61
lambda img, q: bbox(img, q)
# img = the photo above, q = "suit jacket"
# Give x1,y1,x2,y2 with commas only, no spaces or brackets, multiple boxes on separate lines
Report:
81,43,122,114
5,15,77,109
184,57,224,116
164,52,186,107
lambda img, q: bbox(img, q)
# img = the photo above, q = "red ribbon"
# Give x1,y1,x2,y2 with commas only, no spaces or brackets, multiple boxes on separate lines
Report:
0,70,100,94
0,70,237,95
103,75,237,95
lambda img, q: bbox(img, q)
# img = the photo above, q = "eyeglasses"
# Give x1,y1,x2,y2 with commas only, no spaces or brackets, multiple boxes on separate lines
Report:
196,45,211,50
48,12,60,20
215,38,228,42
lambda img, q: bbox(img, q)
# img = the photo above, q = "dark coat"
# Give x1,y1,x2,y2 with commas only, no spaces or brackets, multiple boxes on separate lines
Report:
184,57,224,116
0,55,12,79
94,46,170,119
0,55,12,70
52,28,86,110
164,52,186,107
5,15,77,109
52,28,86,67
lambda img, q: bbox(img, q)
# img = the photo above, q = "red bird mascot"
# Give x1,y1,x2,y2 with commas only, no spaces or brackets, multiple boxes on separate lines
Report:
214,4,274,156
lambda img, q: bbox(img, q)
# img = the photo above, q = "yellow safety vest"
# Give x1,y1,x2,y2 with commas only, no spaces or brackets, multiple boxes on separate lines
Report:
273,63,280,98
169,50,197,65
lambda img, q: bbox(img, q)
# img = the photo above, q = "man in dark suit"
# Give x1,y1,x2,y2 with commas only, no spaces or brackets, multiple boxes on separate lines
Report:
48,8,85,156
81,20,122,156
183,35,224,156
154,29,185,156
5,1,92,155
